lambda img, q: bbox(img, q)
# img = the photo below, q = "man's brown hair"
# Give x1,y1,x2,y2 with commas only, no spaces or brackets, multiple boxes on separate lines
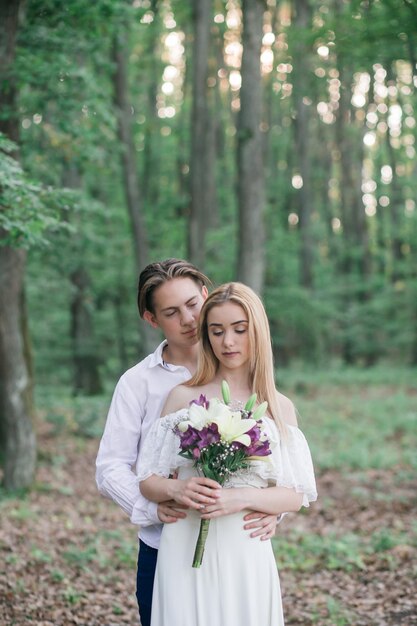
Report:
137,258,211,317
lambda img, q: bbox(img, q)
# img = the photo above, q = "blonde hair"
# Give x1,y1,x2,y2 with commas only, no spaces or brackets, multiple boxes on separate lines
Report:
187,282,287,436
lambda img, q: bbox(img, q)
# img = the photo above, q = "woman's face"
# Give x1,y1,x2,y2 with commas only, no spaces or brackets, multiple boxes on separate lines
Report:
206,302,250,371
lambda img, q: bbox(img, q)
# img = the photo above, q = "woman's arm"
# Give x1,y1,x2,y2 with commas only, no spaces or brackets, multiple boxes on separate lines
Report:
140,474,221,510
200,484,303,520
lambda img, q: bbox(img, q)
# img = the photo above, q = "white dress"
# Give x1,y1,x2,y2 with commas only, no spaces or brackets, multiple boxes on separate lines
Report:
138,409,317,626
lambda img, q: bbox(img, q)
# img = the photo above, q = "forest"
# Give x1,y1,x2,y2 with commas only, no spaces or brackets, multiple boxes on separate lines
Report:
0,0,416,624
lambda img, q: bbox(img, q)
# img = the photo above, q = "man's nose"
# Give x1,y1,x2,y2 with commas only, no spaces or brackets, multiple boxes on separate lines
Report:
180,308,194,325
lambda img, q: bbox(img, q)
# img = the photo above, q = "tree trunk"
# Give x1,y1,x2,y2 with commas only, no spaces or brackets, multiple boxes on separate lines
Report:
112,31,149,271
62,166,104,395
188,0,212,268
292,0,314,289
113,284,129,373
334,4,373,364
70,267,103,395
0,0,36,490
236,0,266,294
112,26,155,356
142,0,160,207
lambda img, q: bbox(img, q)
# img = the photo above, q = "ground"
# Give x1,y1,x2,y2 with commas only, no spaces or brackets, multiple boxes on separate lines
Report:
1,371,416,625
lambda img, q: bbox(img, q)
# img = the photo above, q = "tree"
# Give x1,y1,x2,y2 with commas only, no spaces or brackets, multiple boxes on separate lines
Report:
188,0,213,268
112,19,156,355
291,0,314,289
0,0,36,490
236,0,266,294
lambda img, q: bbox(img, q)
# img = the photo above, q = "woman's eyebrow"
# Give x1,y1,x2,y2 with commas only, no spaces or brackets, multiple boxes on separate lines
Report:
208,320,248,327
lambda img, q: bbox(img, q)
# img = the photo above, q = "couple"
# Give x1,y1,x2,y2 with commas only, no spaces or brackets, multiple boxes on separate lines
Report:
96,259,317,626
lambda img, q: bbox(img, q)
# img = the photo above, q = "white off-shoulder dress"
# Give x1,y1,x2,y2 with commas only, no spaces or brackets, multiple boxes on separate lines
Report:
138,409,317,626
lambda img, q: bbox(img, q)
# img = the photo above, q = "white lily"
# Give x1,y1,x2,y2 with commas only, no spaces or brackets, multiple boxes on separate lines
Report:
213,409,257,446
178,398,231,432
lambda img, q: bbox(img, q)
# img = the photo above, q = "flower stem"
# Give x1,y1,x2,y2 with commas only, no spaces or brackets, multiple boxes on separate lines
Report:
192,519,211,568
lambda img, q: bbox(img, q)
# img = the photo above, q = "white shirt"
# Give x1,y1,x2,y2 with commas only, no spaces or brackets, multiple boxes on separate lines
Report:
95,341,191,549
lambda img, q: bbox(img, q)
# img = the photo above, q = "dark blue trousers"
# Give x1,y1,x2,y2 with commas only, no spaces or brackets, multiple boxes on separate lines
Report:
136,539,158,626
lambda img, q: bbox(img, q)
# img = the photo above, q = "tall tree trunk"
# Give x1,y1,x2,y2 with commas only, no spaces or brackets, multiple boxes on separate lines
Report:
334,56,357,364
112,26,154,356
0,0,36,490
188,0,212,268
383,65,405,279
70,267,103,395
113,284,129,373
142,0,160,207
292,0,314,288
237,0,266,294
334,6,372,364
63,166,103,395
112,30,149,271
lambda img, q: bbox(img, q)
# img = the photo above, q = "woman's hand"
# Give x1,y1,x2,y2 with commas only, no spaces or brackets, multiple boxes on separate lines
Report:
200,487,249,519
167,476,221,510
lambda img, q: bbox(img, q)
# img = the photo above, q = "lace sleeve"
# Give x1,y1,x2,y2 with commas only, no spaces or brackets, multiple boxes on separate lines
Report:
243,420,317,507
137,409,191,482
270,423,318,507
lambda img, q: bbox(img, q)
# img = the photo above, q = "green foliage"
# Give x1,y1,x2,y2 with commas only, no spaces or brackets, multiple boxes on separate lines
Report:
280,365,417,471
38,387,110,439
0,133,71,248
324,597,355,626
1,0,415,390
273,532,366,572
273,524,416,574
62,586,85,605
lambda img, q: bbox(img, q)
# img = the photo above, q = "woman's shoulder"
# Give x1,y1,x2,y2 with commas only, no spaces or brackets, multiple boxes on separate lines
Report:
275,390,298,427
162,383,200,415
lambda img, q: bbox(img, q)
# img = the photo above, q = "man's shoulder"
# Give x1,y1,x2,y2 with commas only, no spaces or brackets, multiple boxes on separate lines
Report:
120,341,165,379
118,344,157,387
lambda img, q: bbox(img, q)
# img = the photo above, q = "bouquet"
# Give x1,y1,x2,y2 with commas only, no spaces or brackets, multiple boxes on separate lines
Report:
174,381,272,568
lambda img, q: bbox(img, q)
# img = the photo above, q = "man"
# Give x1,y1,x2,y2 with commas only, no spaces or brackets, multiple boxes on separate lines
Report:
96,259,277,626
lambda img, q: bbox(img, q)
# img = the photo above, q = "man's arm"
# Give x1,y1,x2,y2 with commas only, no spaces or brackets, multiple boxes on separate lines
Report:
95,376,160,527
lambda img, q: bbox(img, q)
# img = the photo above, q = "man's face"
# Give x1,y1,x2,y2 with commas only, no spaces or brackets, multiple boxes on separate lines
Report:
144,277,208,348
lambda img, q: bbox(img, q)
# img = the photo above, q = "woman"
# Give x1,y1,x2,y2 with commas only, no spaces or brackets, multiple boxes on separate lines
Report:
139,283,317,625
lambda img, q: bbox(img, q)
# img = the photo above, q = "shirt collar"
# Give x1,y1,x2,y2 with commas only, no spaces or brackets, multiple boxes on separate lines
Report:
148,340,168,369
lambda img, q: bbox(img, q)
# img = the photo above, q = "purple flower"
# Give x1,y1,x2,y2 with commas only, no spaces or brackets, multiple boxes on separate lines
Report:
196,423,221,449
246,424,262,444
192,447,201,459
190,394,210,409
246,438,271,457
177,425,200,448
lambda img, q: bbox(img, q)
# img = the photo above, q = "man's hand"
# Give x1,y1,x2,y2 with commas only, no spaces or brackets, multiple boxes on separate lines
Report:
243,511,278,540
157,500,188,523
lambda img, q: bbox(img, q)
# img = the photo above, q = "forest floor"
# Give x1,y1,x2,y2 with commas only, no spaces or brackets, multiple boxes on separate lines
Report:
1,372,416,626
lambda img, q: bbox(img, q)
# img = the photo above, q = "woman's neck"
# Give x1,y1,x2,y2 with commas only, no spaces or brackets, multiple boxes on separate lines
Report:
212,367,252,401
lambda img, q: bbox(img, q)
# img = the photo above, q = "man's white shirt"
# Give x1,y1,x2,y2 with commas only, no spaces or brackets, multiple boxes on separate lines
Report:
95,341,191,549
